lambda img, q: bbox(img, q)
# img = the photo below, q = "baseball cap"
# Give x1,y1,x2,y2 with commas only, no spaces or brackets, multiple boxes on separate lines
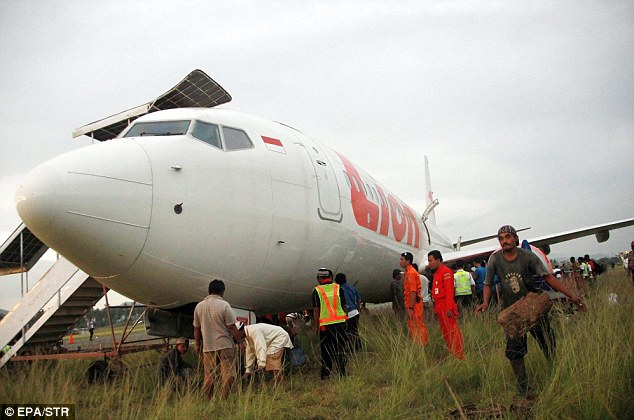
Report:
175,337,188,345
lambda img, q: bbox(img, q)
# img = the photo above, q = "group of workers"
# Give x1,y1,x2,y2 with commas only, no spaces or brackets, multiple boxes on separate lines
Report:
159,224,596,398
391,225,585,395
158,269,362,398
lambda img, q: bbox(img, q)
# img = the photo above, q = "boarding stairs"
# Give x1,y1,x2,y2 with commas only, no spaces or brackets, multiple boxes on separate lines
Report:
0,224,107,368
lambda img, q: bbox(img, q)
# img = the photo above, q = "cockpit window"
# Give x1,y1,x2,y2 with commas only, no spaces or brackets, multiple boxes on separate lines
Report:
192,120,222,149
124,120,190,137
222,127,253,151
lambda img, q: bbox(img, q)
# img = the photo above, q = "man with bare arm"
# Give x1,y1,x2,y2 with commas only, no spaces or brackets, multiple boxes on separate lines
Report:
475,226,584,395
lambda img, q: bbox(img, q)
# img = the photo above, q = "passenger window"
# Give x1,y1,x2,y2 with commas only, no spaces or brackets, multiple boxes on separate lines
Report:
222,127,253,151
192,121,222,149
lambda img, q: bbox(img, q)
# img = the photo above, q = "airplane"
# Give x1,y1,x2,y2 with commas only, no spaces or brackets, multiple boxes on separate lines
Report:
13,70,634,337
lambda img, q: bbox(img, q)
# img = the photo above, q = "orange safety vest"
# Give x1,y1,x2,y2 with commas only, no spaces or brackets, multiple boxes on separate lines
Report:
315,283,348,326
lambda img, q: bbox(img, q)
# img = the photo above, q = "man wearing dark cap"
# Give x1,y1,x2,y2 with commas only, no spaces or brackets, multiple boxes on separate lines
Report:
475,225,584,395
312,268,348,379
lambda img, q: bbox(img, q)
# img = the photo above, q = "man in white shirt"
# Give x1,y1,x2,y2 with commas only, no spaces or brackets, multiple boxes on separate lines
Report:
240,322,293,385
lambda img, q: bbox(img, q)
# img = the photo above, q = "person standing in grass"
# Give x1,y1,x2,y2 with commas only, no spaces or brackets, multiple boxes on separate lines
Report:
454,260,476,311
628,241,634,282
89,318,95,341
475,225,585,395
193,279,244,399
312,268,348,380
472,259,487,304
427,250,464,359
400,252,429,346
390,269,406,321
335,273,362,352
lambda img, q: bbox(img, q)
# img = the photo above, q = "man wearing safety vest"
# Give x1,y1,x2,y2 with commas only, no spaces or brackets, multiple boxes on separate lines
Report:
454,260,476,310
312,268,348,380
428,250,465,359
400,252,429,345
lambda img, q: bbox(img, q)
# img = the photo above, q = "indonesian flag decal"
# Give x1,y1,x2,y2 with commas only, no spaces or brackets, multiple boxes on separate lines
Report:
262,136,286,154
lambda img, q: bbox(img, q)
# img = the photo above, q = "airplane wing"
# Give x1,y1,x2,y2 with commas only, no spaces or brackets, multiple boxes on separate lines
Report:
454,227,530,249
523,218,634,254
441,217,634,267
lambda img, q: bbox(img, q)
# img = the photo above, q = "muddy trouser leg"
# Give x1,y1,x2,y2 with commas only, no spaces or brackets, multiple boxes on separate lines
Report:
529,315,556,362
506,335,529,394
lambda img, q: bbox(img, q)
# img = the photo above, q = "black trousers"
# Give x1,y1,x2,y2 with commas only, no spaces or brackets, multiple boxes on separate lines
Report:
346,314,361,352
505,315,556,361
319,322,347,378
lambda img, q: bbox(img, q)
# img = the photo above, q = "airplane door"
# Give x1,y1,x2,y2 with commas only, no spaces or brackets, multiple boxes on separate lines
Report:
297,135,342,222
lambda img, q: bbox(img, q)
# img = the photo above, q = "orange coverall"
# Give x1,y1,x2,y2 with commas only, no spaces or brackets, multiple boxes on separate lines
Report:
432,264,465,359
404,265,429,345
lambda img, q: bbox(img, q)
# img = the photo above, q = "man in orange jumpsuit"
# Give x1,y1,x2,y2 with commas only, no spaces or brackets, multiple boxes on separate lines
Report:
428,250,465,359
400,252,428,345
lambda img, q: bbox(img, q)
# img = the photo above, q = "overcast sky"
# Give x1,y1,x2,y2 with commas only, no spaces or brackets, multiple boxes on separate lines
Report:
1,1,633,309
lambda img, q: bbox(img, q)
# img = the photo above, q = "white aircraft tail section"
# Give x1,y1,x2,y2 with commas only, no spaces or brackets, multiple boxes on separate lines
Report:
0,257,106,368
423,156,438,226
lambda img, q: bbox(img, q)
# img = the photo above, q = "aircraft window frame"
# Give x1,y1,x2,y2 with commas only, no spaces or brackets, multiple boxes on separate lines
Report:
343,171,352,189
221,126,254,151
123,120,191,137
192,120,223,149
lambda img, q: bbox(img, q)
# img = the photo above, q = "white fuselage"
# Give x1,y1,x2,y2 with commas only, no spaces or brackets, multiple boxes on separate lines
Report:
16,108,454,314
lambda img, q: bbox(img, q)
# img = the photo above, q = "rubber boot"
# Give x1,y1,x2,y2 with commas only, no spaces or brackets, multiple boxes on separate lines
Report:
510,358,529,395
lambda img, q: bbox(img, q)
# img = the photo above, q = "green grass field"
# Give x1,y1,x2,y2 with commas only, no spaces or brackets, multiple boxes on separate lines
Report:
2,270,633,419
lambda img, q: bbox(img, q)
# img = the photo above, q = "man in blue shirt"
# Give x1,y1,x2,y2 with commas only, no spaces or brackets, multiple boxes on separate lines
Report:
335,273,362,352
472,259,487,304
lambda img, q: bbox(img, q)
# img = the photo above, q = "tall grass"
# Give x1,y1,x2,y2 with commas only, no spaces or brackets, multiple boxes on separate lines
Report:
1,270,632,419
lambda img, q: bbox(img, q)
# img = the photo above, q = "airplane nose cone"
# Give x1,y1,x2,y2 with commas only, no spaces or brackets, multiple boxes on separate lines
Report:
16,140,152,277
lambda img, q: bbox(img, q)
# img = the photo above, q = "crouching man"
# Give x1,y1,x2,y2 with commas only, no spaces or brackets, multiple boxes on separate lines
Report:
157,337,193,389
240,322,294,386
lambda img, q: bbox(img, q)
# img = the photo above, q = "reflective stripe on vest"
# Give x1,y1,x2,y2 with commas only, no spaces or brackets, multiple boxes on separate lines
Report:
454,270,472,296
316,283,347,326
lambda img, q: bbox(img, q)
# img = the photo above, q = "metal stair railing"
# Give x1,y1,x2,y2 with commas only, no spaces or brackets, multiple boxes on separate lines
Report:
0,257,89,368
